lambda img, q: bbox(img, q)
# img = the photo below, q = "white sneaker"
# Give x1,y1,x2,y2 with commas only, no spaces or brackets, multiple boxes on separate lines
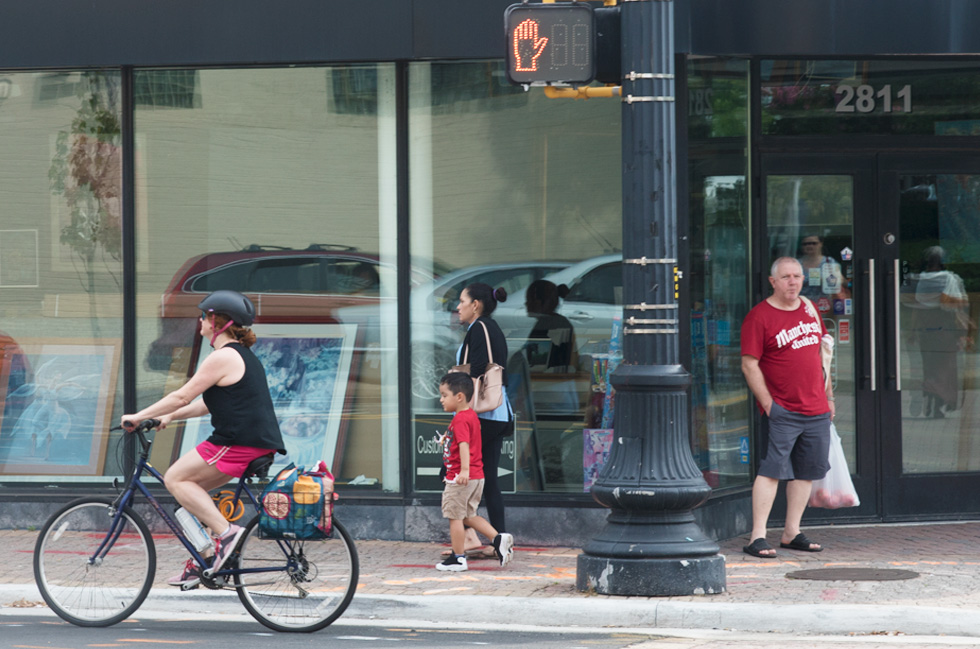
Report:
493,533,514,567
436,554,468,571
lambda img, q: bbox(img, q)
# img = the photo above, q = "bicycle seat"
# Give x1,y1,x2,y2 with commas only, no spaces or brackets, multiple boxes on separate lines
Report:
243,454,275,480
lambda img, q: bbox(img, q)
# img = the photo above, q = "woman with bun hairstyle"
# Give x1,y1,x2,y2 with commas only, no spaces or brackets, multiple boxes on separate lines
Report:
456,282,513,540
524,279,576,373
523,279,579,412
121,289,286,588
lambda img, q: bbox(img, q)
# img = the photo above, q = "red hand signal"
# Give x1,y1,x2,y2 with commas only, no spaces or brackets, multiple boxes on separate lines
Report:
512,19,548,72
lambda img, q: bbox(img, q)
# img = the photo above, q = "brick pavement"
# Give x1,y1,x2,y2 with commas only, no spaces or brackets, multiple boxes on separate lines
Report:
6,520,980,610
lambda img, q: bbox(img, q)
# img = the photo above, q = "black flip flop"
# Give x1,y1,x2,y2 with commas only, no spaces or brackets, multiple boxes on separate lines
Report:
780,532,823,552
743,537,776,558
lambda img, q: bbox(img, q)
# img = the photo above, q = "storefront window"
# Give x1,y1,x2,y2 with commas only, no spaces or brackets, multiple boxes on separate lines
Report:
688,59,752,489
135,65,401,492
0,71,124,482
762,60,980,136
408,61,622,494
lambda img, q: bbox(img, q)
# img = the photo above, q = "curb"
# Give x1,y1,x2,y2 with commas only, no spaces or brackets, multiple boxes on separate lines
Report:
341,595,980,637
3,585,980,637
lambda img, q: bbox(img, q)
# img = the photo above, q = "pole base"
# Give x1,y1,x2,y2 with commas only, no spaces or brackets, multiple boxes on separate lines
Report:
577,552,726,596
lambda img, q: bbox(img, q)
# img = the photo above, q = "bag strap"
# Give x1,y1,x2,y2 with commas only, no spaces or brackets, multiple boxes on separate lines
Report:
478,320,495,365
799,295,821,333
800,295,833,391
462,319,495,367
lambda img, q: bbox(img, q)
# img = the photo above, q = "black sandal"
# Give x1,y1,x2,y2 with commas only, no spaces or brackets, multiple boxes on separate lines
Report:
743,537,776,558
780,532,823,552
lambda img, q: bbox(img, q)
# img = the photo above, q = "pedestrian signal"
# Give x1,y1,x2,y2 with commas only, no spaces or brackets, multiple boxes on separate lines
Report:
505,3,595,86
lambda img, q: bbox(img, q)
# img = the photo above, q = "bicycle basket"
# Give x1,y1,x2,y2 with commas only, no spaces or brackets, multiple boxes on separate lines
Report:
259,462,334,540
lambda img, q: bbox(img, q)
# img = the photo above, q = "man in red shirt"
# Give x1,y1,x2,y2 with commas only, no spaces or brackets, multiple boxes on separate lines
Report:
741,257,835,558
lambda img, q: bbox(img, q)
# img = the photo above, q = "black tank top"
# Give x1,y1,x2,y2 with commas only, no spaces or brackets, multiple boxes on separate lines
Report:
202,343,285,454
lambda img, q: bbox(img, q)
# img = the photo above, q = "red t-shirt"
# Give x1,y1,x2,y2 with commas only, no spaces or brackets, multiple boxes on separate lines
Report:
442,409,484,482
741,299,830,416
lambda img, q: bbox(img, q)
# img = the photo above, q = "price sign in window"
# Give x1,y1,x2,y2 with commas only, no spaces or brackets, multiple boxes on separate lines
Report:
505,3,595,86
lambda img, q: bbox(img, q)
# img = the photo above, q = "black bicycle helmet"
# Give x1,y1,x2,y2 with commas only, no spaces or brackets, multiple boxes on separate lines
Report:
197,290,256,327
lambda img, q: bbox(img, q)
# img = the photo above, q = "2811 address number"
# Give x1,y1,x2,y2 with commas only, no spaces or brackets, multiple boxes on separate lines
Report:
835,84,912,114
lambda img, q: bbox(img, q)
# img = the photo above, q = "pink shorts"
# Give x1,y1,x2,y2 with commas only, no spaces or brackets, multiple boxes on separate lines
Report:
196,441,274,478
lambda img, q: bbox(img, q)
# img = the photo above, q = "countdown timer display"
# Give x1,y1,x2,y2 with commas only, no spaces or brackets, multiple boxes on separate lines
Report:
505,3,595,85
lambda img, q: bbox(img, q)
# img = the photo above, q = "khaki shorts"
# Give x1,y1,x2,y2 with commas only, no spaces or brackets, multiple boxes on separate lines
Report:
441,478,485,520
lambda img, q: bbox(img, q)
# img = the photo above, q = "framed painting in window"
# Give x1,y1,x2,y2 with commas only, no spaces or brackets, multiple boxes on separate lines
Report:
178,324,358,475
0,338,121,475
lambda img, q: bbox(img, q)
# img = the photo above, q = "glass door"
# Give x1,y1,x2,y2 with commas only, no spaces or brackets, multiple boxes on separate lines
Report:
760,155,877,519
880,154,980,518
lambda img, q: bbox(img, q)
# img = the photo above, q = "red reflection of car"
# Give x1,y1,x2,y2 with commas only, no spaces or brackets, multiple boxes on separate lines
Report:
145,244,430,371
0,331,33,464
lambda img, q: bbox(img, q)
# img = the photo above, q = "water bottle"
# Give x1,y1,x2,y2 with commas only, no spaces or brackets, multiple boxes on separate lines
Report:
174,507,214,553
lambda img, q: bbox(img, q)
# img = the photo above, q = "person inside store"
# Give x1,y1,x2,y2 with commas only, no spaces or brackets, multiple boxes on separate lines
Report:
740,257,834,558
797,234,847,301
120,289,286,588
908,245,970,418
523,279,576,371
521,279,579,413
444,282,514,559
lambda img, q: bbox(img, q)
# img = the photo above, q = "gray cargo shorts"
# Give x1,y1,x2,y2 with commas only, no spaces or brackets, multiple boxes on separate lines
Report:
758,402,831,481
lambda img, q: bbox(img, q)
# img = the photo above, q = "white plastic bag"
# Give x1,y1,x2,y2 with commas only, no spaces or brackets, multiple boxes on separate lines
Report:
809,422,860,509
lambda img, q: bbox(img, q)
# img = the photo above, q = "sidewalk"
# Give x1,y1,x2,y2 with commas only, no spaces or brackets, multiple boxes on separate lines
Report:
4,521,980,637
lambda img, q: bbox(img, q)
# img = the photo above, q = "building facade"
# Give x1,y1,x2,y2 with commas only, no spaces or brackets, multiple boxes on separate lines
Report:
1,0,978,543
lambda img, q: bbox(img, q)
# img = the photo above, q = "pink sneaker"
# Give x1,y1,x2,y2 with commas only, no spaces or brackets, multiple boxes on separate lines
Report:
210,524,245,572
167,559,201,589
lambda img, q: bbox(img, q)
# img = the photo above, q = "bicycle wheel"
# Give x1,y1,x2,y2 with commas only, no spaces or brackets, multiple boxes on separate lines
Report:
235,514,358,632
34,497,156,627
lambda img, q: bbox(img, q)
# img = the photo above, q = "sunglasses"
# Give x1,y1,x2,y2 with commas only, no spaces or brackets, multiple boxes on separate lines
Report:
200,310,211,320
802,241,820,246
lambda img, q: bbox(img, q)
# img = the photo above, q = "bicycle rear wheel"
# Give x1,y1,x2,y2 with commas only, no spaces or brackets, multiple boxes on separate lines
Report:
235,515,358,632
33,497,156,627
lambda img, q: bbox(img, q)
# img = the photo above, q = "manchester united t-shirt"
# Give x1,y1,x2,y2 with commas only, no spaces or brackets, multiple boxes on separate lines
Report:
741,299,830,416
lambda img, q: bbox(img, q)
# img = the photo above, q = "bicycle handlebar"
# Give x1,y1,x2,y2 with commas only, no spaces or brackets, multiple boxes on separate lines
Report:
118,419,161,433
115,420,161,457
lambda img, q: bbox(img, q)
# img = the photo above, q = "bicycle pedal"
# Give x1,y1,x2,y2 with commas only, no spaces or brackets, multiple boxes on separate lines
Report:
180,580,200,591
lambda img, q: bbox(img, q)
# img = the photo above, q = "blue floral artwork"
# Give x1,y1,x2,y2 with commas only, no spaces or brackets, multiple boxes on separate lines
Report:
180,324,357,473
0,341,119,475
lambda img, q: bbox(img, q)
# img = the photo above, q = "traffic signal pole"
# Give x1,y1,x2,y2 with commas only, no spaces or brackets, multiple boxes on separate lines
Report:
575,0,727,596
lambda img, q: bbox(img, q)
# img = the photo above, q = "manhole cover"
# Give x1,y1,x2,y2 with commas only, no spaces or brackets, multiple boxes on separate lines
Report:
786,568,919,581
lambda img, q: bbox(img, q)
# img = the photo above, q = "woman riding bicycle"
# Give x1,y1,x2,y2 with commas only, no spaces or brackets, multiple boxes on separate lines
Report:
121,289,285,586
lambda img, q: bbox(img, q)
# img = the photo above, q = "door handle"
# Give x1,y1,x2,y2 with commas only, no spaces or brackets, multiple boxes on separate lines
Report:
893,259,901,391
868,258,876,392
568,311,595,322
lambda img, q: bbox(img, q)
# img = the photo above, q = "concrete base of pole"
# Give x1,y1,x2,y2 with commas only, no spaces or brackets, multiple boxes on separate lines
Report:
576,553,727,597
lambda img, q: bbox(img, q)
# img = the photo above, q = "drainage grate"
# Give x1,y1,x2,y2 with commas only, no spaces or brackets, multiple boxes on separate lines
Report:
786,568,919,581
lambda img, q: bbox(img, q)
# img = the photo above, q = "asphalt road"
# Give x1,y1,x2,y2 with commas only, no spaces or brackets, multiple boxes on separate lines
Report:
0,613,655,648
2,611,978,649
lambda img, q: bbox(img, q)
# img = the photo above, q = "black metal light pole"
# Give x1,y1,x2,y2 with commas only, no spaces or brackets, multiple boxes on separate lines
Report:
576,0,726,596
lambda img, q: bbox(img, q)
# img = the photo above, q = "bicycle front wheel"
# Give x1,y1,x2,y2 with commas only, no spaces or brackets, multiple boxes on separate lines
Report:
34,497,156,627
235,515,359,633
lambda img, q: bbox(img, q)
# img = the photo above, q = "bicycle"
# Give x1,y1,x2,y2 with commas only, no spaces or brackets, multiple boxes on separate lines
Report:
32,419,359,633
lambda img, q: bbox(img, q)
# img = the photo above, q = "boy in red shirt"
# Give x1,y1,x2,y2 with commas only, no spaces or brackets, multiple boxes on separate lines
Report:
435,372,514,572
